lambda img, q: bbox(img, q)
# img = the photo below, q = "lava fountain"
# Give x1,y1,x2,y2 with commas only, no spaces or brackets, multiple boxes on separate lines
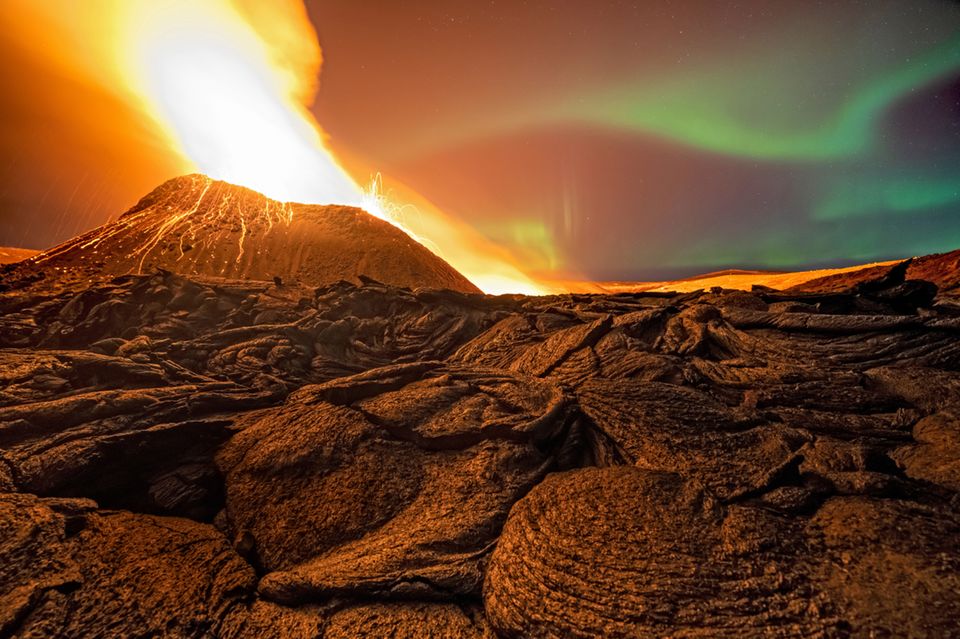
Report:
117,0,364,208
2,0,546,294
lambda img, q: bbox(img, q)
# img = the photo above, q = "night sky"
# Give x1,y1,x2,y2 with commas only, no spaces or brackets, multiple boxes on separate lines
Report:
2,0,960,280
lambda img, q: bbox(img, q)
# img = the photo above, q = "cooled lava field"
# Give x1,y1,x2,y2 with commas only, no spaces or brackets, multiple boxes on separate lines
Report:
2,178,960,637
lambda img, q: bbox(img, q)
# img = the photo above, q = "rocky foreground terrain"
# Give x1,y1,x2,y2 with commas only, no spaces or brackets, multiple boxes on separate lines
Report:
2,186,960,636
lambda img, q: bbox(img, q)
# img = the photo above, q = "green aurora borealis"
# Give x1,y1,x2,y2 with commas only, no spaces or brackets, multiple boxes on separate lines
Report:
305,0,960,279
563,35,960,162
555,29,960,269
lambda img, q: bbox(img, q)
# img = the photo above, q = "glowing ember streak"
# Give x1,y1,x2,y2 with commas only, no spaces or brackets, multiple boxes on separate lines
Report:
134,179,212,273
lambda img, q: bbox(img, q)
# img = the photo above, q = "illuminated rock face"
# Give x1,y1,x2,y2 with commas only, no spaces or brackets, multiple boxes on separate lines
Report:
789,249,960,295
1,239,960,636
16,174,481,294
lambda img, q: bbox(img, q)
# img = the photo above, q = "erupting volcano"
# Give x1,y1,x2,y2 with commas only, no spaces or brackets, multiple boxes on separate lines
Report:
0,0,544,295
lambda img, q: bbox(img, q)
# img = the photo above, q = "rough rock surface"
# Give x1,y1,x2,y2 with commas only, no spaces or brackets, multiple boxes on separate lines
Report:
217,363,566,605
2,226,960,635
1,492,254,638
485,467,960,638
790,250,960,296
